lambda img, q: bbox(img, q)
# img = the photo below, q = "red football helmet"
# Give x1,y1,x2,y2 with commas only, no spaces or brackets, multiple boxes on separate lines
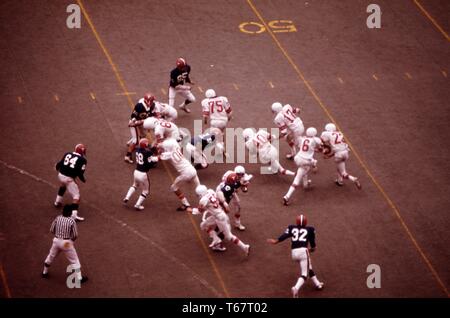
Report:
74,144,86,156
144,93,155,107
139,138,149,149
225,173,238,185
296,214,307,227
176,57,186,69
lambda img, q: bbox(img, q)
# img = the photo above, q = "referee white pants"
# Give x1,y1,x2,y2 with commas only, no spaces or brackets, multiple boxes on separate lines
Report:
291,247,312,278
45,238,81,269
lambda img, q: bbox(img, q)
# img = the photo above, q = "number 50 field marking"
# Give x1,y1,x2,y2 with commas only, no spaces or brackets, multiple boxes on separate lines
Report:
239,20,297,34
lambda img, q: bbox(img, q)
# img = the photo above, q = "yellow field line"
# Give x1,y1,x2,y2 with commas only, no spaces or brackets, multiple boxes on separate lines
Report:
77,0,229,298
247,0,449,297
77,0,134,108
413,0,450,42
0,263,12,298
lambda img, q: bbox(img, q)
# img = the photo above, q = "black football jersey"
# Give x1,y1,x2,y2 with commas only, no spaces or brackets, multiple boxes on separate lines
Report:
169,65,191,88
135,147,156,172
277,225,316,249
56,152,87,182
220,181,241,204
130,101,154,120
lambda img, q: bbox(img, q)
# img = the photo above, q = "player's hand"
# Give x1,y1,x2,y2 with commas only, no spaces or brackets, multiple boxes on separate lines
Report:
267,238,278,244
309,247,316,253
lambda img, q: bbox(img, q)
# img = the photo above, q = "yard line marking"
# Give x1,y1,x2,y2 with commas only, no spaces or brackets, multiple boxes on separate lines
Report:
17,96,23,104
405,72,413,79
442,70,447,78
90,92,96,100
247,0,449,297
233,83,239,90
77,0,134,108
116,92,136,96
77,0,229,297
372,74,379,81
198,86,204,93
161,88,167,95
0,263,12,298
0,159,222,298
337,77,344,84
413,0,450,42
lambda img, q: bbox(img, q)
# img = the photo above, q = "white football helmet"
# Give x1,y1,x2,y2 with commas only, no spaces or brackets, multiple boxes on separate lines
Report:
306,127,317,137
205,89,216,98
161,138,179,152
242,128,255,141
234,165,245,175
143,117,160,130
195,185,208,197
271,102,282,114
325,123,336,132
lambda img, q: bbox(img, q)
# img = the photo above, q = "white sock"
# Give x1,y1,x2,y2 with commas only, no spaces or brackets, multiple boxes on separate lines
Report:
181,197,190,206
285,186,296,199
125,186,136,200
294,277,305,290
135,193,147,207
311,275,321,287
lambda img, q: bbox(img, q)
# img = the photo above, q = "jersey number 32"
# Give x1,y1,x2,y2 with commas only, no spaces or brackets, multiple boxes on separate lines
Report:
292,228,308,242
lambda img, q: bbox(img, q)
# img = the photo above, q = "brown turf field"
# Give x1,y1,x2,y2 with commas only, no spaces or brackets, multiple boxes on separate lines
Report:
0,0,449,298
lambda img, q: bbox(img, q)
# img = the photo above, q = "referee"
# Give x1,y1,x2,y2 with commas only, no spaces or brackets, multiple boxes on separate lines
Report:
42,205,88,284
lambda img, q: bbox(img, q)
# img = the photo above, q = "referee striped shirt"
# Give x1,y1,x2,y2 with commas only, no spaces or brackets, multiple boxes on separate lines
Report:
50,215,78,240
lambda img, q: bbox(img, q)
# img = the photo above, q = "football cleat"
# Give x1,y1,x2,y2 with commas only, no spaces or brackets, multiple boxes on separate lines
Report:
283,196,290,206
335,180,344,187
316,282,324,290
134,205,144,211
355,179,362,190
235,224,246,231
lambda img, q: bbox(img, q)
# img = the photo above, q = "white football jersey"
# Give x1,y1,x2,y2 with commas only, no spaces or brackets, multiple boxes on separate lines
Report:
320,131,348,152
160,147,192,173
274,104,303,133
154,119,180,141
201,96,231,122
154,102,173,117
252,130,272,153
296,136,322,160
199,189,225,217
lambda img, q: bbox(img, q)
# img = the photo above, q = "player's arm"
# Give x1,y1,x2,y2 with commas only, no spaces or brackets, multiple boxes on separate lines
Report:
78,160,87,183
50,218,57,234
55,158,63,172
309,227,317,252
267,228,291,244
201,101,210,125
71,223,78,241
216,190,230,213
185,65,193,84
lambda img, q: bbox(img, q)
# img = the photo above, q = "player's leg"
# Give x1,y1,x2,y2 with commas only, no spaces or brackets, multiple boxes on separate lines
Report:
201,216,224,251
217,215,250,255
285,133,297,159
307,250,324,289
171,174,191,210
301,164,312,188
230,196,245,231
179,90,195,113
283,167,304,205
67,180,84,221
292,248,308,297
134,172,149,211
168,86,176,107
267,147,295,175
42,238,61,277
123,170,139,203
125,125,139,163
54,175,67,207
